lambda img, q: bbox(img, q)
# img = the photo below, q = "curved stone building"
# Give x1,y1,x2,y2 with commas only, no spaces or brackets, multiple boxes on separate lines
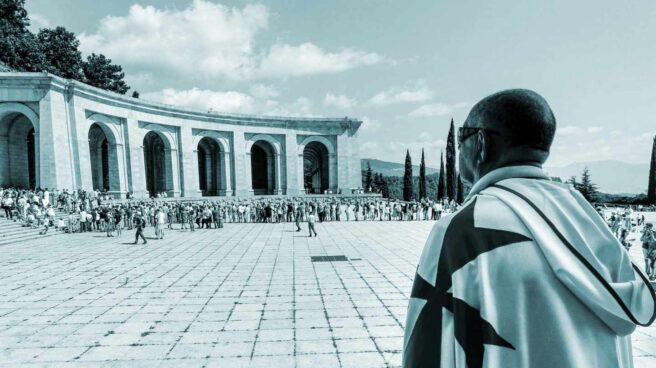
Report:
0,73,363,198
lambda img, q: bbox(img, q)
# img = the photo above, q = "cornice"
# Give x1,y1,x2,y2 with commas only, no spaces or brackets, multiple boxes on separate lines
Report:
0,72,363,132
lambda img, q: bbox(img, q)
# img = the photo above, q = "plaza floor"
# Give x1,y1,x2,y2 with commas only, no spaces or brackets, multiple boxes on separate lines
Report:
0,220,654,367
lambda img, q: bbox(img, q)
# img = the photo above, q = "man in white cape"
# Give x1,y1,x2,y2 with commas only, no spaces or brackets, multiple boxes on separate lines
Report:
403,89,655,368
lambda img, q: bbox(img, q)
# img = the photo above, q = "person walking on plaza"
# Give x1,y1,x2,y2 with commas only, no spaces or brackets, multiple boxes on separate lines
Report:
403,89,655,368
154,208,164,239
641,223,656,279
295,204,302,232
133,214,147,245
308,211,317,237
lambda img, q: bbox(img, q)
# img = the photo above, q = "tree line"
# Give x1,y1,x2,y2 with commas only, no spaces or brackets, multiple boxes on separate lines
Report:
363,119,465,203
364,122,656,206
0,0,131,94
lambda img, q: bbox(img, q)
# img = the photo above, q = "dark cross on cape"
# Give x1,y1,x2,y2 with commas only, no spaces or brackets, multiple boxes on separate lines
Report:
405,198,531,368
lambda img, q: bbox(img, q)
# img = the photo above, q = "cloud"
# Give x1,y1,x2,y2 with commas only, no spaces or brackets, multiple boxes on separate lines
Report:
29,13,50,31
258,43,382,78
556,126,583,137
324,93,356,109
250,84,279,99
360,116,381,131
368,85,433,106
142,88,254,114
79,1,382,81
587,126,603,133
408,102,469,118
263,97,316,117
79,1,267,80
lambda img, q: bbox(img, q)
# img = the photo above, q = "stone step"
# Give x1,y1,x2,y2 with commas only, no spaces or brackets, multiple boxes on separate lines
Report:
0,231,60,246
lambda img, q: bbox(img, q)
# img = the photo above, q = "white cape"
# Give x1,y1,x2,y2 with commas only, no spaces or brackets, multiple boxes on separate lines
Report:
403,166,655,368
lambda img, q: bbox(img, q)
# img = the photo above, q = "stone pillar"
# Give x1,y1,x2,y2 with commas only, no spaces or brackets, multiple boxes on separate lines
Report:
0,135,8,185
273,153,282,195
165,147,181,197
347,130,363,190
179,127,201,198
328,152,338,193
109,142,128,198
336,133,350,193
219,151,233,196
126,119,148,198
233,132,251,196
285,134,302,195
38,90,74,190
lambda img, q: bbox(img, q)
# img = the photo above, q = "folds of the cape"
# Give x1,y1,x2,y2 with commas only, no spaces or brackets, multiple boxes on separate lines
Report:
403,176,655,368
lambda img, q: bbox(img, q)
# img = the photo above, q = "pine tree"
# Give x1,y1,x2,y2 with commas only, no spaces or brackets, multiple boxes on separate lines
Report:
578,167,598,203
456,173,464,204
380,175,390,198
437,151,445,200
373,172,383,193
648,136,656,204
446,119,457,200
403,150,413,201
419,148,427,199
0,0,46,72
364,162,373,192
37,26,84,80
83,53,130,94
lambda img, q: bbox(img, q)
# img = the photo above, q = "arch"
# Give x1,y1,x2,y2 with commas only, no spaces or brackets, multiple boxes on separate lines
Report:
303,141,330,194
143,131,173,197
197,137,221,196
246,134,281,155
88,123,120,192
297,135,335,155
250,140,277,195
0,108,38,188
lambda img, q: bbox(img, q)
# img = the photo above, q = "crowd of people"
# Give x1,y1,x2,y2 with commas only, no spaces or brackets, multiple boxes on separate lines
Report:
1,186,461,241
604,208,656,281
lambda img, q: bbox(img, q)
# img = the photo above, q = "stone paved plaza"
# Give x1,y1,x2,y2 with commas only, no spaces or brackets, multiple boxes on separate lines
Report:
0,220,654,367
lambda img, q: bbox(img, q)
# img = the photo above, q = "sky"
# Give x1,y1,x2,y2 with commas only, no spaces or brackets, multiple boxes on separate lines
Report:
25,0,656,169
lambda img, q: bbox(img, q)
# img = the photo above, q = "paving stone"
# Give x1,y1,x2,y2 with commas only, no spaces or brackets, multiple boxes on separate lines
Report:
0,220,653,366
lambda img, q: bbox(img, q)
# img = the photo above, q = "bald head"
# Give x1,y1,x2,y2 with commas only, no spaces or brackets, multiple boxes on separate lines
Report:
459,89,557,187
467,89,556,152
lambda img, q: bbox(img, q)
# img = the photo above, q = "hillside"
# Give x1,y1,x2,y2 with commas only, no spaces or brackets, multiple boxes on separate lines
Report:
362,158,650,195
361,158,439,177
545,160,649,195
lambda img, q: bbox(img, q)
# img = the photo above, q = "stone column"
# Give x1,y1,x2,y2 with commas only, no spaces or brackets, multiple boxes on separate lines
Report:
336,133,350,193
285,134,302,195
328,152,338,193
219,151,233,196
179,127,201,198
0,135,8,184
233,132,251,196
108,142,128,198
273,153,283,195
126,119,148,198
38,90,74,190
165,147,181,197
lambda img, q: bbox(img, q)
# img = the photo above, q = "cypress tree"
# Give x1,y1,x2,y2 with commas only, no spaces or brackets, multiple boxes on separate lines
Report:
446,119,457,200
419,148,427,199
403,150,413,201
364,161,373,192
437,151,445,200
578,167,598,203
456,174,464,204
648,136,656,204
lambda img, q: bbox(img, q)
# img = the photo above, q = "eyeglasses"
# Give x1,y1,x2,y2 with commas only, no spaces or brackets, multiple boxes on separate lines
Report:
457,127,500,148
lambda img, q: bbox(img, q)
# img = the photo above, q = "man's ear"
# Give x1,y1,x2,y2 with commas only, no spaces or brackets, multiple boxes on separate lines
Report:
476,130,487,164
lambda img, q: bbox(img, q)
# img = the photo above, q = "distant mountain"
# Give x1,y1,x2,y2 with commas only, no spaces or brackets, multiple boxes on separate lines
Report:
361,158,439,177
545,160,649,194
361,158,649,195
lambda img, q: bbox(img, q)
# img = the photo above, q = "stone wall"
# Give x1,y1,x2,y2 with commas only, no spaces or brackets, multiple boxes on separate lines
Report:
0,73,363,198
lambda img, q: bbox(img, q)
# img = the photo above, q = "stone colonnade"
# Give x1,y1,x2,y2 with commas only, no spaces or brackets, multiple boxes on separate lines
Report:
0,73,363,198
